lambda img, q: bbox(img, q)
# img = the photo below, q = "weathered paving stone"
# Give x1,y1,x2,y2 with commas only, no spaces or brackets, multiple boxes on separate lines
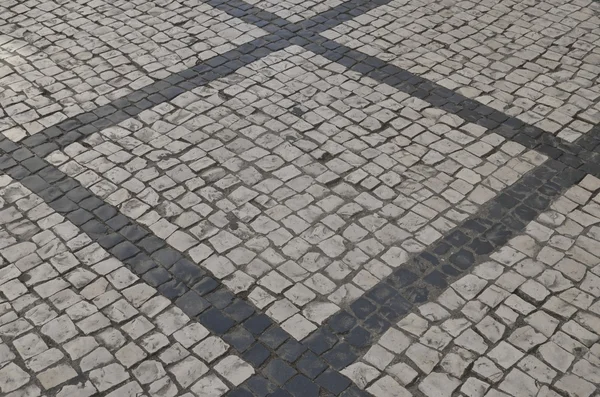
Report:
0,363,30,393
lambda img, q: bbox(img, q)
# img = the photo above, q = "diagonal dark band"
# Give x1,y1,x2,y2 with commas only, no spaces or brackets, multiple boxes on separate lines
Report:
0,137,368,396
14,0,391,155
0,133,590,397
20,35,287,157
12,0,600,186
317,159,587,367
296,36,600,177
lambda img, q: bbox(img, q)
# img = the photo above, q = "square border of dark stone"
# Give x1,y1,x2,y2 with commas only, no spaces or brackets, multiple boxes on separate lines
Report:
319,159,587,361
0,131,591,397
2,0,600,395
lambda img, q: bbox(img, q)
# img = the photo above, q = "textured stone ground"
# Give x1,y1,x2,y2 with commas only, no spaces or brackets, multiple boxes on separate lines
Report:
0,0,599,396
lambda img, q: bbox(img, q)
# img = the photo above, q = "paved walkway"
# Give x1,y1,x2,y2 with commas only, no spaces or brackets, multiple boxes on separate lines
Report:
0,0,599,396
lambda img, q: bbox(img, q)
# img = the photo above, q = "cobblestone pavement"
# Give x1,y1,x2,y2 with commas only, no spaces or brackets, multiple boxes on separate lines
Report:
343,177,600,396
0,0,599,396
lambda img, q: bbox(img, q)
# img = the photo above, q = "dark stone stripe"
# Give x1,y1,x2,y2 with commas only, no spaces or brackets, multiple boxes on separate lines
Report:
199,0,600,180
299,36,600,178
13,0,600,184
317,159,585,361
1,138,587,396
17,35,288,154
13,0,298,157
2,0,599,395
0,138,366,397
12,0,392,156
12,0,380,156
206,0,295,28
205,0,395,34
